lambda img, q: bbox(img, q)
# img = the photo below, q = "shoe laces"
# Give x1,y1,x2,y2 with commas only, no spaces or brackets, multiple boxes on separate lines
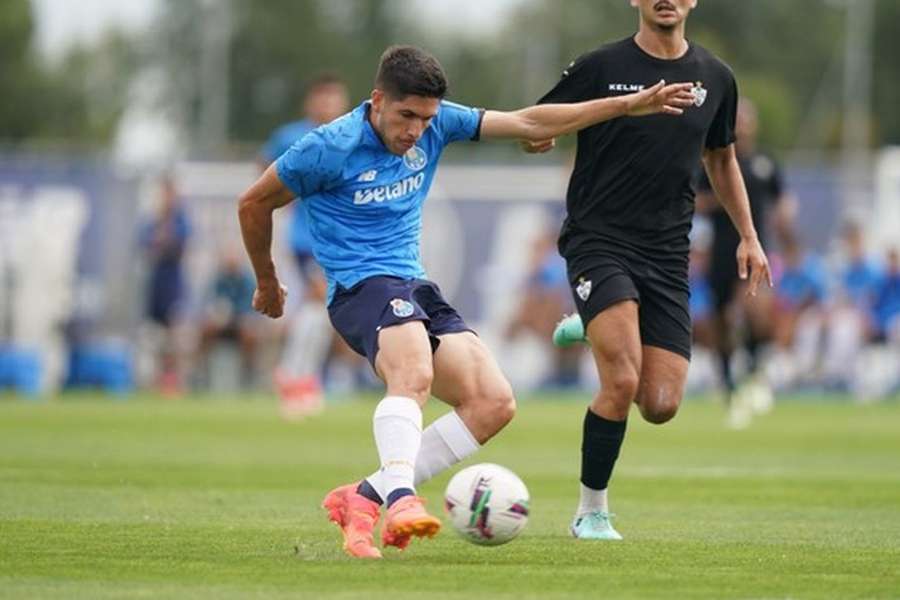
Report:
581,511,616,528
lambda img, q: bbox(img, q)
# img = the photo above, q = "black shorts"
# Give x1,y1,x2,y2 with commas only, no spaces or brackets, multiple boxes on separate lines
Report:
327,276,473,369
566,247,692,360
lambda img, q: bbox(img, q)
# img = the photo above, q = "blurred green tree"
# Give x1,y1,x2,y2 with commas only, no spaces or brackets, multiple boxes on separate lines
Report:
0,0,137,145
2,0,898,151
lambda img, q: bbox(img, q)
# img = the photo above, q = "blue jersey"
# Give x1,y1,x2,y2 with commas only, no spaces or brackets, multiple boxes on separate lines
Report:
778,254,828,308
276,100,482,303
842,258,883,308
262,119,318,255
874,273,900,335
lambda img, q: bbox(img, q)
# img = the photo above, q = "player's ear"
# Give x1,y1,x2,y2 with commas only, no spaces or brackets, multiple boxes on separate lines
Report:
371,89,384,113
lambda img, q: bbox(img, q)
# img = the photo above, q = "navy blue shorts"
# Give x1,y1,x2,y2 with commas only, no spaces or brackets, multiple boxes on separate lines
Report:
327,276,473,368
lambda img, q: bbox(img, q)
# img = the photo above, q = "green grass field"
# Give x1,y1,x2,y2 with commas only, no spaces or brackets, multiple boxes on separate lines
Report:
1,394,899,599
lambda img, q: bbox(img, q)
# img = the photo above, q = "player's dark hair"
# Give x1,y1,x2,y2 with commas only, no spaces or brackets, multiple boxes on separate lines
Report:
303,72,346,98
375,45,448,100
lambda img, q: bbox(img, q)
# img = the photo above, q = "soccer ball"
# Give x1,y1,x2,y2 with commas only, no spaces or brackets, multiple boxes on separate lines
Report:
444,463,530,546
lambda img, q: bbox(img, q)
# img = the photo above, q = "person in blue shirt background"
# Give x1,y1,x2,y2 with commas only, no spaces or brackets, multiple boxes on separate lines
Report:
195,247,259,391
821,221,885,389
769,230,829,390
238,44,695,558
140,175,191,395
259,73,351,416
873,248,900,342
260,72,350,273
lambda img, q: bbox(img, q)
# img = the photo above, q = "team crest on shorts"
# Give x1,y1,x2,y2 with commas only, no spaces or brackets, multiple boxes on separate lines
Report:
691,81,707,107
575,277,592,302
390,298,415,318
403,146,428,171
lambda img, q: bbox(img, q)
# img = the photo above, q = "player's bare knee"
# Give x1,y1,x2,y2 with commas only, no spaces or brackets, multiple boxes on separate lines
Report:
386,363,433,402
490,384,517,429
606,369,640,405
638,392,681,425
475,384,516,436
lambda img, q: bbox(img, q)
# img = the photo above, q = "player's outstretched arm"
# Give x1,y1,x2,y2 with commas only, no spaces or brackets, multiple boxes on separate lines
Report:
482,80,695,141
237,164,295,318
702,144,773,297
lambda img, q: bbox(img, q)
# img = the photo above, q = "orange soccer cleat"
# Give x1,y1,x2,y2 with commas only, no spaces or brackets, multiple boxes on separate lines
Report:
381,522,412,551
383,495,441,547
277,372,324,420
321,482,382,559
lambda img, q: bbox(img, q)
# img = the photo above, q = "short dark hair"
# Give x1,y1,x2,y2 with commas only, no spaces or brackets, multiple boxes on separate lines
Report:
375,45,448,100
303,72,346,98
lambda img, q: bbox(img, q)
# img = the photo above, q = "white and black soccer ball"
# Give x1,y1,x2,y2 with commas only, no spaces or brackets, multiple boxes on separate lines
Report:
444,463,530,546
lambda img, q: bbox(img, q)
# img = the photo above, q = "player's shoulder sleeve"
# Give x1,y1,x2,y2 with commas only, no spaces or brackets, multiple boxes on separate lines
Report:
275,122,348,198
705,57,738,150
434,100,484,145
538,48,604,105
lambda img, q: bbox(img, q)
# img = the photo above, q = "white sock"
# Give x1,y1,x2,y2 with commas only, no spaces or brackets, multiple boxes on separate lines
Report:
279,300,331,377
372,396,423,501
576,483,609,516
366,410,481,501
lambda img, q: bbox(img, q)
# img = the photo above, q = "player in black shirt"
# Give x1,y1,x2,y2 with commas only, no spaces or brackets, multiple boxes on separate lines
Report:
530,0,772,539
696,97,789,418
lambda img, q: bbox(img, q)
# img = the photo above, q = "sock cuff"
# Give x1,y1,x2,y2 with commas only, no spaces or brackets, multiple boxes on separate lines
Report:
374,396,423,430
584,408,627,435
579,480,608,493
432,410,480,459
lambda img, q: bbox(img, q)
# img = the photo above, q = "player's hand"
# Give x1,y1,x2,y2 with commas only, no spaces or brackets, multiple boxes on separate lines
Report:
736,236,773,297
519,138,556,154
625,80,695,117
252,279,288,318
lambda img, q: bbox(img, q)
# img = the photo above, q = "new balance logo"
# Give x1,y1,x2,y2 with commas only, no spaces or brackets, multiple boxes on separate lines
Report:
353,172,426,205
357,170,378,182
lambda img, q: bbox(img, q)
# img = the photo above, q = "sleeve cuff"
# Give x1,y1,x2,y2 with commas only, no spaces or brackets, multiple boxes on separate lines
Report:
705,133,736,150
275,155,304,198
471,109,486,142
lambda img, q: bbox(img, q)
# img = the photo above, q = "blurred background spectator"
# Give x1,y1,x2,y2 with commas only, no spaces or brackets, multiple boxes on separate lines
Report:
138,175,191,395
194,246,258,392
257,73,360,416
504,219,580,390
695,97,791,420
766,230,829,393
873,248,900,344
820,220,883,391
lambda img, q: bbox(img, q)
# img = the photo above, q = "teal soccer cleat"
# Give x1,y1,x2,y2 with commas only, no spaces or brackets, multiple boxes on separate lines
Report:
570,511,623,540
552,314,588,348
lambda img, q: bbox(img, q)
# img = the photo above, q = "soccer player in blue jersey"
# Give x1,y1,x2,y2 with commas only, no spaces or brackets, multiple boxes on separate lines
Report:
259,74,350,415
238,45,695,558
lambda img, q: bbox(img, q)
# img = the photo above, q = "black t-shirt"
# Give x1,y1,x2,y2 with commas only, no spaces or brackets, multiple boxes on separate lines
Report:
697,151,783,271
539,36,738,263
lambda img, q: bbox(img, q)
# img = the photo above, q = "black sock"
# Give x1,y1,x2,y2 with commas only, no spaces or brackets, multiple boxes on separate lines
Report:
386,488,415,508
356,479,384,505
718,349,735,393
580,409,627,491
745,333,760,375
